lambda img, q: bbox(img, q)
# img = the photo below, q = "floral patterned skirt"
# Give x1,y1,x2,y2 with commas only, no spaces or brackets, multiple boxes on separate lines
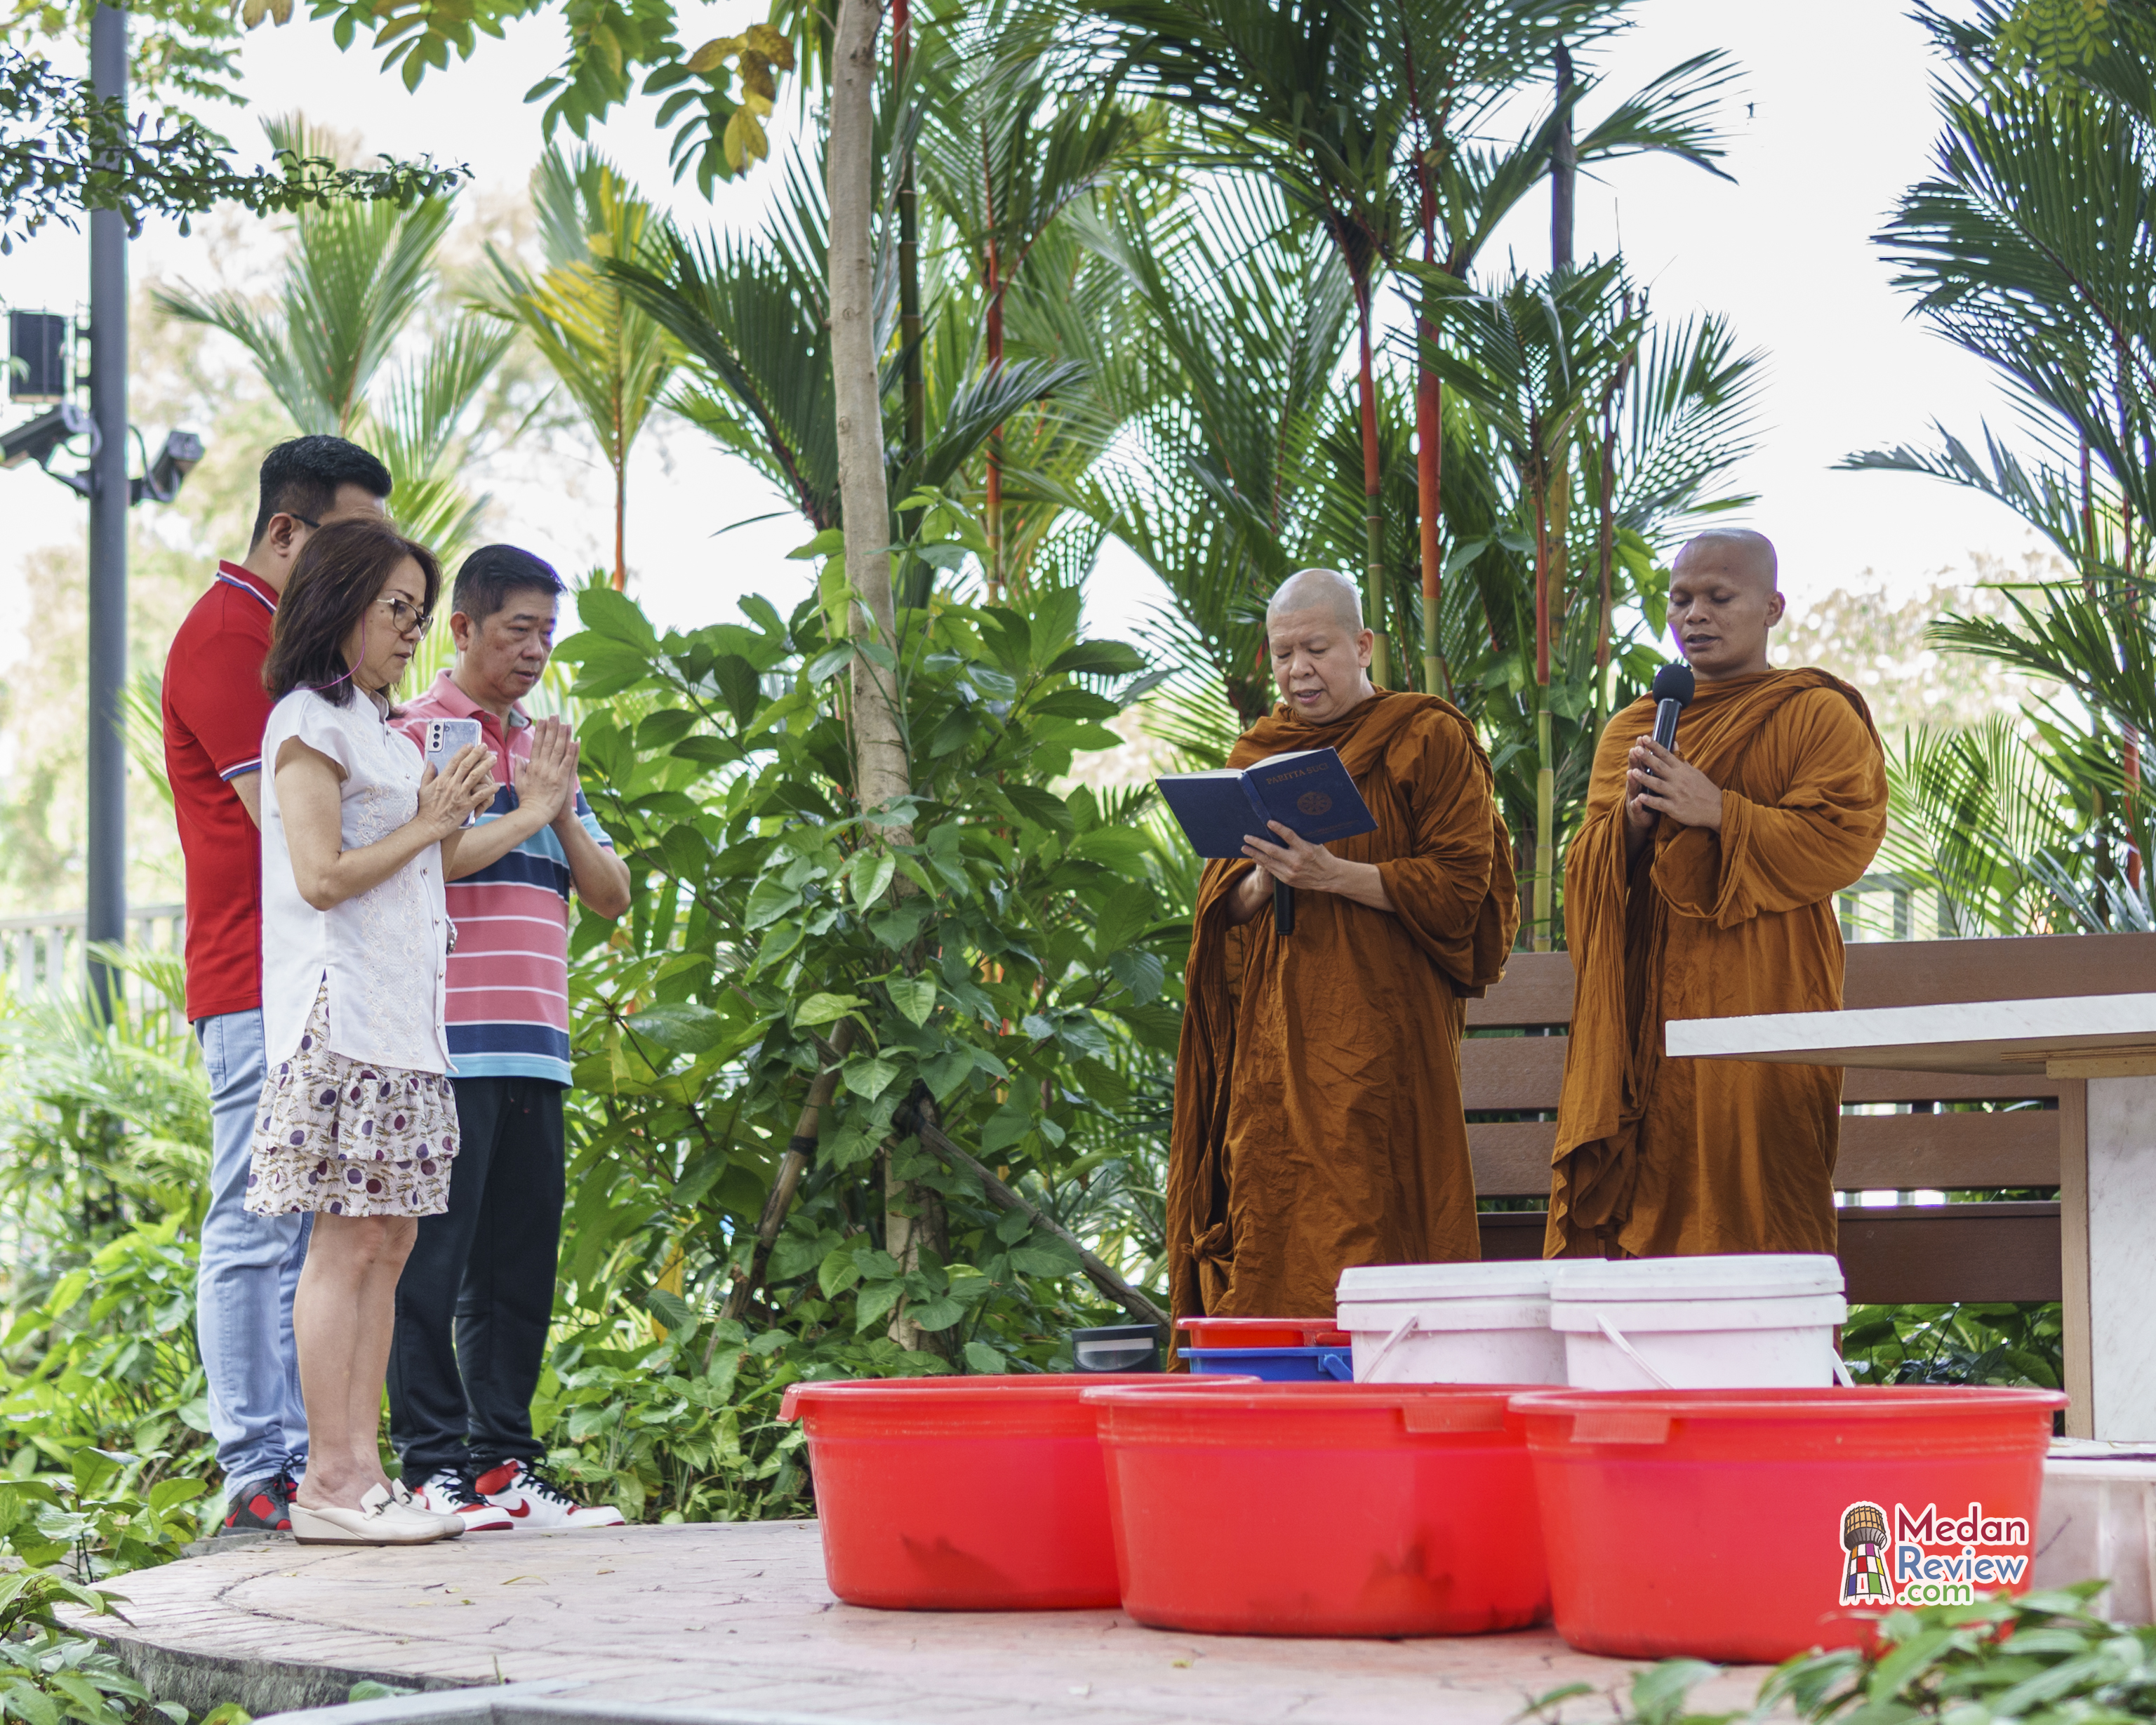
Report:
244,984,459,1218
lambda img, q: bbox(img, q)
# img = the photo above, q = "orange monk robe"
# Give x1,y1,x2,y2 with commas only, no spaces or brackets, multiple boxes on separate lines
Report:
1168,691,1519,1321
1547,669,1889,1260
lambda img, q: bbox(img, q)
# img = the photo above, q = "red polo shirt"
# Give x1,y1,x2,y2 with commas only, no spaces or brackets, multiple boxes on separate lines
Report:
163,561,278,1022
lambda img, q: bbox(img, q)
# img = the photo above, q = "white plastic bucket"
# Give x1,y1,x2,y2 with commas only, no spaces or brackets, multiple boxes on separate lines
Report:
1336,1261,1566,1384
1550,1254,1849,1390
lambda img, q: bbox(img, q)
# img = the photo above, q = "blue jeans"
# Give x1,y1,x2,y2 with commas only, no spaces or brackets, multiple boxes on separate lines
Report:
194,1009,311,1489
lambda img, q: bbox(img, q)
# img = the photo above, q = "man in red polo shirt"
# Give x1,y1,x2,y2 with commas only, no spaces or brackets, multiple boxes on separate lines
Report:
162,436,391,1536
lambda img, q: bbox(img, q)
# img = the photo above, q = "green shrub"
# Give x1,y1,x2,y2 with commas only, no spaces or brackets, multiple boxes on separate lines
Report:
1841,1303,2063,1391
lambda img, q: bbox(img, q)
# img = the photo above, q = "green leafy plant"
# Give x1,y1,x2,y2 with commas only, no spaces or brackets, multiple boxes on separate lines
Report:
0,45,465,251
524,531,1183,1513
1840,1302,2063,1391
1524,1586,2156,1725
0,1567,249,1725
0,1451,207,1582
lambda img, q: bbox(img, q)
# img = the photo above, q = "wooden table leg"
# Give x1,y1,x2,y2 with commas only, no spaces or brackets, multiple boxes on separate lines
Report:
2085,1076,2156,1440
2060,1080,2093,1438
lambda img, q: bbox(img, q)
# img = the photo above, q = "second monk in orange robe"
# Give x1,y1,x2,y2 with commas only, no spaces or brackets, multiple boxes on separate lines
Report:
1548,530,1888,1259
1169,568,1517,1321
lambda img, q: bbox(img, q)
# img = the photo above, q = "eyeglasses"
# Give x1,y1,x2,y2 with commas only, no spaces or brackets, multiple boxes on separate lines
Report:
376,596,433,637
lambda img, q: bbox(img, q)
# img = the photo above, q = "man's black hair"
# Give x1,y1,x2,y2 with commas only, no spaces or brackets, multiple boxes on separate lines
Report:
453,544,566,626
249,436,393,548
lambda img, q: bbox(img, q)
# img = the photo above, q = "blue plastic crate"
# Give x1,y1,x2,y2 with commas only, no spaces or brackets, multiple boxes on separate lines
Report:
1181,1344,1353,1382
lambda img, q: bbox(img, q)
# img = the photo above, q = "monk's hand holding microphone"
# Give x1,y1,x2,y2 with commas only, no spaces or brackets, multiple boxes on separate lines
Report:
1623,739,1724,854
1545,528,1890,1264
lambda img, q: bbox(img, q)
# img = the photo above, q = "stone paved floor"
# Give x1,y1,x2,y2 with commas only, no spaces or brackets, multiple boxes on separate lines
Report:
84,1521,1774,1724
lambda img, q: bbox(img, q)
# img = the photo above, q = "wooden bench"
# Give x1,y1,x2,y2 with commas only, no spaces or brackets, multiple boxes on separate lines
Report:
1463,933,2156,1316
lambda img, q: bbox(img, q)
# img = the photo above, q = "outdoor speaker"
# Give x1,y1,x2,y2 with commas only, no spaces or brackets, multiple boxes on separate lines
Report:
8,311,69,404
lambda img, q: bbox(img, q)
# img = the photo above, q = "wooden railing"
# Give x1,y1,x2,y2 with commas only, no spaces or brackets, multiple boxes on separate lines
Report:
0,904,186,1007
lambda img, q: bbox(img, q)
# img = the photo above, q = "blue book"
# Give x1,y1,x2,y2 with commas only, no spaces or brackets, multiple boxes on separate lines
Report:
1154,747,1377,858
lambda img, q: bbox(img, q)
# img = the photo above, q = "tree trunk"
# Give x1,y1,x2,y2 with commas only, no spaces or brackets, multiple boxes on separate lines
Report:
1416,174,1446,699
613,441,628,593
831,0,907,825
1404,45,1447,701
830,0,934,1352
896,0,924,463
1552,42,1576,273
717,1020,857,1330
983,130,1005,601
886,1106,951,1358
1416,347,1443,699
1595,416,1616,698
893,0,925,606
986,271,1005,599
2127,730,2144,895
1356,283,1389,687
1533,483,1554,951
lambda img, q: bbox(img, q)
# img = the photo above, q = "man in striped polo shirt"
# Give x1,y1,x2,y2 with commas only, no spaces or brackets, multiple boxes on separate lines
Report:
390,545,632,1530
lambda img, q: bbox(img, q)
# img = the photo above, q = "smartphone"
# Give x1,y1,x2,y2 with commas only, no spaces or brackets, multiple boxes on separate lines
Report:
422,718,486,825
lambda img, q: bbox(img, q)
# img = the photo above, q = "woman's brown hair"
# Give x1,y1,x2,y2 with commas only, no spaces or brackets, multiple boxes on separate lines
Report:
261,519,441,709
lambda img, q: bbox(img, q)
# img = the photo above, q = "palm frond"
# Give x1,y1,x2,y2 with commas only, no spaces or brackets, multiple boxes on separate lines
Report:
614,223,841,531
1572,49,1741,181
1927,574,2156,742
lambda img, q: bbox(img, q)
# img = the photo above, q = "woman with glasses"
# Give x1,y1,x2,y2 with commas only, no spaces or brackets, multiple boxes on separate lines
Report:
251,518,573,1544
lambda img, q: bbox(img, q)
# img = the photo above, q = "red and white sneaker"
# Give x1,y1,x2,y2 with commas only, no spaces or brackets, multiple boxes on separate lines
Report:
473,1458,626,1529
409,1468,516,1532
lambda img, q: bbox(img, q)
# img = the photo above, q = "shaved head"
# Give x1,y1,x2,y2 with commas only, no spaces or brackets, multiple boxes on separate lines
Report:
1265,566,1376,721
1267,567,1364,634
1667,528,1785,682
1673,529,1778,590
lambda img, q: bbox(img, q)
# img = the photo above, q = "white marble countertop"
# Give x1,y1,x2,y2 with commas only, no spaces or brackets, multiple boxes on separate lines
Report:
1665,993,2156,1077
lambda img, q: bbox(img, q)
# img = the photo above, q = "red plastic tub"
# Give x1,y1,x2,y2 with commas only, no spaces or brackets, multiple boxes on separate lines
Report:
780,1374,1253,1611
1512,1386,2065,1663
1087,1382,1551,1637
1176,1316,1350,1349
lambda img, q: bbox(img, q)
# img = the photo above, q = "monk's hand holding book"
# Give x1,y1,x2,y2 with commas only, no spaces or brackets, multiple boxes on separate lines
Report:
1232,821,1394,920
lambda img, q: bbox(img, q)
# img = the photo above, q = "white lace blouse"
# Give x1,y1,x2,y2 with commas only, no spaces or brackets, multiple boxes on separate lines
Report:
258,687,452,1074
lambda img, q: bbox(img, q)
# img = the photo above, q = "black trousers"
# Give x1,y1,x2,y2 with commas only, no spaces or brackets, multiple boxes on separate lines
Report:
388,1076,565,1481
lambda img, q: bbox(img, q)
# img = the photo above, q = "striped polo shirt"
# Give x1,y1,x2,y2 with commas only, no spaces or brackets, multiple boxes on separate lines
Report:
398,672,613,1087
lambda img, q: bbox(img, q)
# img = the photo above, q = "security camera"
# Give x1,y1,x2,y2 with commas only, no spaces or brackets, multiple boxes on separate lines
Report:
133,429,204,505
0,401,98,475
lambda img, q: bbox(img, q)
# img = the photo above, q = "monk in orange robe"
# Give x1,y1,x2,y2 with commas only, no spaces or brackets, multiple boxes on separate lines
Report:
1169,568,1518,1321
1548,529,1888,1259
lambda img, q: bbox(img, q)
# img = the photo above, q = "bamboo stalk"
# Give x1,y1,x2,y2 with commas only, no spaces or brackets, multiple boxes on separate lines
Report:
1356,290,1389,688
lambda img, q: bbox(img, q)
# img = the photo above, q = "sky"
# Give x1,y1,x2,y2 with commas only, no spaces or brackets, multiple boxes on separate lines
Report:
0,0,2047,676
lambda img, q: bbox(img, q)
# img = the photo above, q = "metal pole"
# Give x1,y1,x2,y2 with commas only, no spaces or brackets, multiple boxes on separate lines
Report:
86,1,128,1019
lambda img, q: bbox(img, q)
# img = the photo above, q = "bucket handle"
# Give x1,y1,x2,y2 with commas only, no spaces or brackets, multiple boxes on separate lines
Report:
1832,1354,1857,1388
1319,1350,1354,1382
1358,1312,1420,1381
1594,1311,1676,1391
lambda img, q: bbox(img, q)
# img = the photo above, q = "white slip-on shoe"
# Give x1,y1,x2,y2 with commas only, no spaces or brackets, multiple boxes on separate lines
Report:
386,1478,466,1539
291,1483,462,1545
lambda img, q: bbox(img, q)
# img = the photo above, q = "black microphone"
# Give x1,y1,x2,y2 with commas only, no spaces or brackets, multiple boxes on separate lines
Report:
1646,663,1695,770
